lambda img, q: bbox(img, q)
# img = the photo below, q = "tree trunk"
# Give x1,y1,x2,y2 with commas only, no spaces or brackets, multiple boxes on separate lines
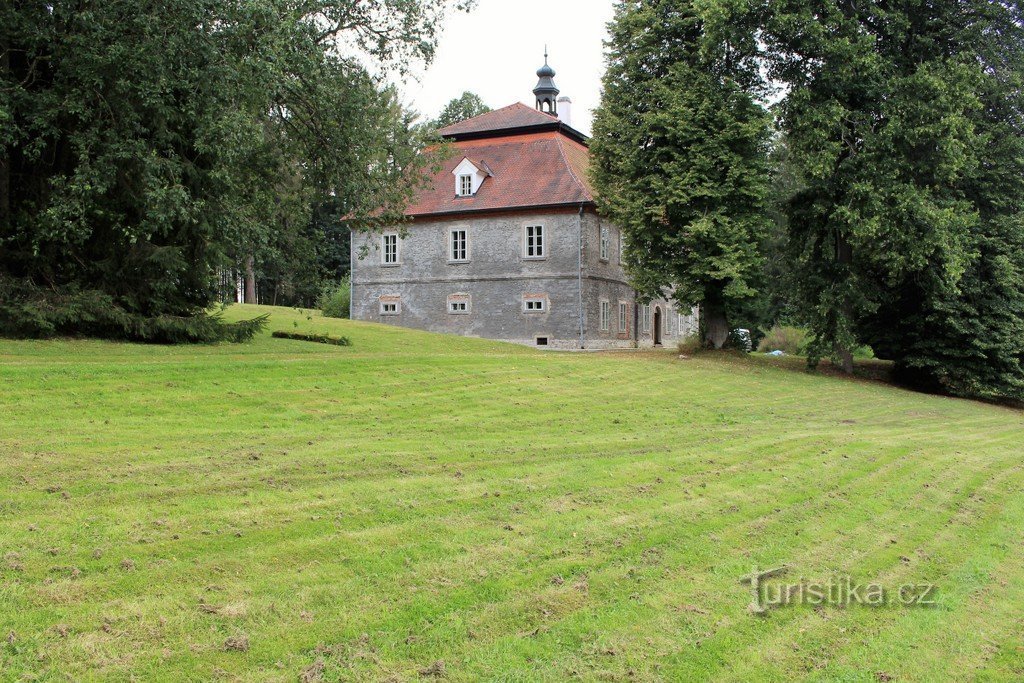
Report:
244,255,257,304
837,346,854,374
702,297,729,349
835,233,854,373
0,47,9,234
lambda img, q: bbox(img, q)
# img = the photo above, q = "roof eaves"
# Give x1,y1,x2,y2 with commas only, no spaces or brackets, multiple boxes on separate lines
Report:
407,200,597,220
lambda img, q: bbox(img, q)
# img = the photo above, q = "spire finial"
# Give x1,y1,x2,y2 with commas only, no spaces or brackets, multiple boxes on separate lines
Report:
533,48,559,114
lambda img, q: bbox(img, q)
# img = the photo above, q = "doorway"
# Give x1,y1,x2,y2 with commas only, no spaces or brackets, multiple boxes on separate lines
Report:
653,307,663,346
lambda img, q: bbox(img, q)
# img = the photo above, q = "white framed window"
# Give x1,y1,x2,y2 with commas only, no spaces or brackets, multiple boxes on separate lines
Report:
458,174,473,197
600,300,610,331
447,292,471,315
524,224,545,258
619,231,625,263
379,296,400,315
600,224,610,261
618,302,629,332
449,228,468,262
381,233,399,265
523,295,548,313
641,304,651,332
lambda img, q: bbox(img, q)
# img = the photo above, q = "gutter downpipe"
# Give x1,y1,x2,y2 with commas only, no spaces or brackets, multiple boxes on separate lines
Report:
577,204,585,349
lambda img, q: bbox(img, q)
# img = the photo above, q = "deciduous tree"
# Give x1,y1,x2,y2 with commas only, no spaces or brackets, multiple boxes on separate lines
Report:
591,0,771,348
0,0,466,341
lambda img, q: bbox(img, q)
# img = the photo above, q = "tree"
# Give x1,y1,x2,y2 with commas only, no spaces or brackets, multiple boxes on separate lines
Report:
590,0,772,349
0,0,466,341
432,91,491,128
768,0,1024,398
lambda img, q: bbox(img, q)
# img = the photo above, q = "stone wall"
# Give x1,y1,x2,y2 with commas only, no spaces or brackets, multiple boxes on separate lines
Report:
351,208,698,349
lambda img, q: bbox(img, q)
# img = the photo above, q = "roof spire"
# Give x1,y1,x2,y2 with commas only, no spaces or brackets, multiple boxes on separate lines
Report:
533,48,559,116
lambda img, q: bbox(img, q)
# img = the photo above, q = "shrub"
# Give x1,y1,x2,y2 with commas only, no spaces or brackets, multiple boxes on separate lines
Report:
757,326,808,355
0,277,267,343
271,331,351,346
317,276,351,319
677,333,703,355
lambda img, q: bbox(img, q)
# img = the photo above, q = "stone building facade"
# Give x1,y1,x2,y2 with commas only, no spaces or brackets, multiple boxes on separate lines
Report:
351,61,698,349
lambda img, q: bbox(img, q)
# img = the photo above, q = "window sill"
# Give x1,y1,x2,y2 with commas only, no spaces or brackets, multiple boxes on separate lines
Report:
380,263,402,268
522,256,548,261
447,260,471,265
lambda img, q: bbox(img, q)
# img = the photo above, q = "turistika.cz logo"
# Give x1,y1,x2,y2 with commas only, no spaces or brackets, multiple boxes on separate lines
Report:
740,566,938,615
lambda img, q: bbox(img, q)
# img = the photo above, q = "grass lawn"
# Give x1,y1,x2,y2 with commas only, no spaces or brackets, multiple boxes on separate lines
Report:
2,304,1023,681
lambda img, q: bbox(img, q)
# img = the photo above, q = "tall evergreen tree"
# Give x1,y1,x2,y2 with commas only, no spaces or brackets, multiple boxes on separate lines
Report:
591,0,772,348
768,0,1024,398
0,0,464,341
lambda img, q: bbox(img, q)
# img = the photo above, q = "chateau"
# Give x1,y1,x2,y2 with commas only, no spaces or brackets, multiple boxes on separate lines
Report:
351,57,698,349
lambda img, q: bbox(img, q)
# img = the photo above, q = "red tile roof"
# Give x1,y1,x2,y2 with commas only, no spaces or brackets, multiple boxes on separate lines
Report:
437,102,560,137
405,131,595,217
403,103,595,218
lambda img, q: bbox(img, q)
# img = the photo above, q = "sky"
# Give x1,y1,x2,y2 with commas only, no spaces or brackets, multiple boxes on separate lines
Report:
396,0,616,136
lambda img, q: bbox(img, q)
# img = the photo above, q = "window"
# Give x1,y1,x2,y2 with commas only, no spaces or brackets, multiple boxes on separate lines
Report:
382,233,399,265
524,225,545,258
619,231,625,264
524,296,547,313
641,304,651,332
535,336,549,346
600,224,609,261
379,297,400,315
600,300,610,331
619,302,628,332
449,229,468,262
458,174,473,197
447,293,470,314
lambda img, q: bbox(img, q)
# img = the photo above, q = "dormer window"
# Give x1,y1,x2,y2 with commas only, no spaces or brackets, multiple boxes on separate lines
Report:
452,157,488,198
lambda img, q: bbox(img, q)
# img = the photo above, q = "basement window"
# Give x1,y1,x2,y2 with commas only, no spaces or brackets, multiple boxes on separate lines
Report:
535,336,549,347
379,297,401,315
447,293,470,314
524,297,547,313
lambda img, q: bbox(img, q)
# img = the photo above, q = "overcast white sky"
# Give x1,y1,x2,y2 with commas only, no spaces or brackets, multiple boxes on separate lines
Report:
396,0,616,136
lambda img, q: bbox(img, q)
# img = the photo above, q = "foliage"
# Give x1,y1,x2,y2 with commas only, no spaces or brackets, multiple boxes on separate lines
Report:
766,0,1024,399
317,276,352,319
272,330,350,345
757,325,808,355
0,277,266,343
3,304,1023,679
676,332,703,355
591,0,772,349
0,0,465,340
431,91,491,128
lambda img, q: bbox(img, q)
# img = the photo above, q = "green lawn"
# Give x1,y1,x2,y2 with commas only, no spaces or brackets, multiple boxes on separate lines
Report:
2,305,1023,681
